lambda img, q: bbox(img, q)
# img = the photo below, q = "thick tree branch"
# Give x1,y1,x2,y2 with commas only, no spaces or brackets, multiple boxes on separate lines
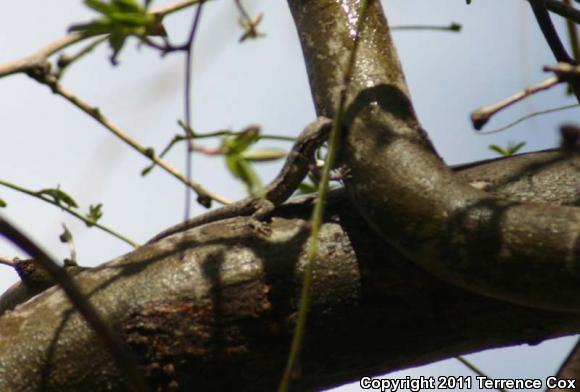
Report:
289,0,580,311
0,150,577,391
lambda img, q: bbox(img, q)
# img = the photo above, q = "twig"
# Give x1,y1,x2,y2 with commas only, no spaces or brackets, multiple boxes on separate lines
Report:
544,62,580,78
563,0,580,63
278,0,371,391
0,0,204,78
477,103,579,134
26,66,229,206
542,0,580,25
391,23,462,32
528,0,574,63
0,179,139,248
456,356,508,392
182,1,206,218
471,75,561,130
178,120,296,141
0,254,16,268
528,0,580,102
0,32,88,78
152,0,204,17
235,0,265,41
0,215,148,392
55,36,109,79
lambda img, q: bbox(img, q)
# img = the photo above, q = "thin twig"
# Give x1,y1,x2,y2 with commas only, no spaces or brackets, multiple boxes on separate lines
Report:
528,0,574,63
26,68,229,206
55,36,109,79
278,0,371,391
456,356,508,392
0,0,204,78
0,254,16,268
477,103,579,134
0,33,88,78
544,62,580,78
0,179,139,248
0,216,148,392
471,75,561,130
563,0,580,63
391,23,462,32
182,1,206,218
542,0,580,25
178,120,296,141
152,0,205,17
528,0,580,102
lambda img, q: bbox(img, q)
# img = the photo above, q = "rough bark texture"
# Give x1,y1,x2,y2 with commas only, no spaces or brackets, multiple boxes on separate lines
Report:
0,150,578,391
0,0,579,390
289,0,580,310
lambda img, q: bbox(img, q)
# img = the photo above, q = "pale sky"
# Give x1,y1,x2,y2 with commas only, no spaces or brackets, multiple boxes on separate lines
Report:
0,1,578,391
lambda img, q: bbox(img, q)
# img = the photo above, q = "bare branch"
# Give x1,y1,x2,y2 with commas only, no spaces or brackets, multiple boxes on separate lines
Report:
471,76,561,130
0,216,147,392
0,0,205,79
26,65,230,206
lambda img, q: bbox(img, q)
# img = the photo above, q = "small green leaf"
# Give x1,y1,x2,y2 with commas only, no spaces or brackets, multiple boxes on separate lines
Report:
224,155,262,196
86,203,104,227
488,144,506,156
85,0,113,15
112,0,141,13
37,188,79,209
225,154,244,179
297,182,317,195
222,126,260,155
0,198,6,208
506,141,526,156
489,141,526,157
241,148,286,162
141,165,154,176
71,0,166,64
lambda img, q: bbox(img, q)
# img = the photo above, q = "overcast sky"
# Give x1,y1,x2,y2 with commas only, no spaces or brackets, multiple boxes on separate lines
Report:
0,1,578,391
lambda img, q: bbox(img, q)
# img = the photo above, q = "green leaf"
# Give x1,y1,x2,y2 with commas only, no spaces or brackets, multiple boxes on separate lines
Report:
72,0,165,64
241,148,286,162
37,188,79,209
224,155,262,196
222,126,260,155
69,19,115,35
297,182,317,195
489,141,526,157
141,164,154,176
506,141,526,156
488,144,506,156
86,203,104,227
112,0,141,13
85,0,113,15
0,198,6,208
108,32,128,64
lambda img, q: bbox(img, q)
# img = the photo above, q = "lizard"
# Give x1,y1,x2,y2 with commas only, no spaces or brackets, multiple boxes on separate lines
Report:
147,116,333,244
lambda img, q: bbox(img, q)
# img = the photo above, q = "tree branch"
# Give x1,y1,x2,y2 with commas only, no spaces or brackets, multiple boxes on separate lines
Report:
288,0,580,311
0,149,577,390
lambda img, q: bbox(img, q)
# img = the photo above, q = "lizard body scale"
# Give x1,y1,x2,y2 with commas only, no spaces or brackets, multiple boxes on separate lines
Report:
147,116,333,243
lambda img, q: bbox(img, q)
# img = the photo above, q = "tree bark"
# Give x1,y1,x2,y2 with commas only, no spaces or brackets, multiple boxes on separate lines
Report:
0,0,579,390
0,150,577,391
289,0,580,311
